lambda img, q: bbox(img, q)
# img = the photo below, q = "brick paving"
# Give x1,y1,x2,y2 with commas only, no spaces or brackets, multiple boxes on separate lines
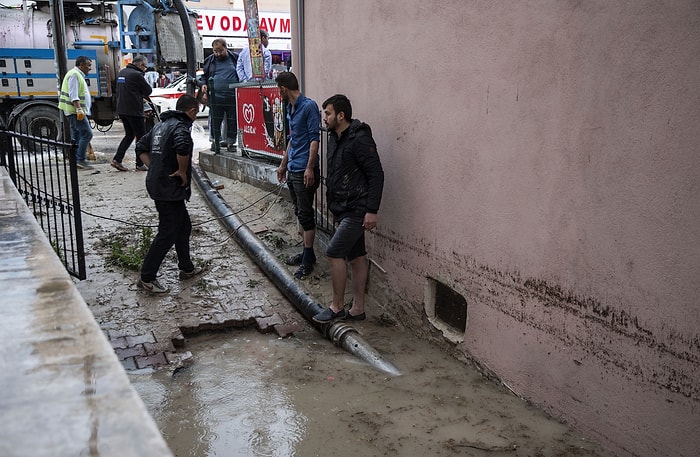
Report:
73,144,316,371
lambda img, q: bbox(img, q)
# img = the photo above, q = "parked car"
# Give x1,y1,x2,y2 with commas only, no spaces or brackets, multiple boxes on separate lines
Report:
149,72,209,118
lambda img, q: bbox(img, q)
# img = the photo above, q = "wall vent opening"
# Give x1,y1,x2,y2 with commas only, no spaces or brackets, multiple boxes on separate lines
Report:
424,278,467,344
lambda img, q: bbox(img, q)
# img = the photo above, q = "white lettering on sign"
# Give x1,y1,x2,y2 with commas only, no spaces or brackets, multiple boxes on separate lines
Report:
243,125,256,134
194,9,291,39
242,103,255,124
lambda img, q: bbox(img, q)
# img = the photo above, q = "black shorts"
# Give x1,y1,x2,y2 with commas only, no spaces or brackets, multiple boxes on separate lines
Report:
326,216,366,260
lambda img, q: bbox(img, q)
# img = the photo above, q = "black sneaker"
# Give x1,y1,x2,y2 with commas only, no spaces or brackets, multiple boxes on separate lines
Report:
312,307,345,323
286,252,317,266
285,253,303,266
294,263,313,279
340,310,366,321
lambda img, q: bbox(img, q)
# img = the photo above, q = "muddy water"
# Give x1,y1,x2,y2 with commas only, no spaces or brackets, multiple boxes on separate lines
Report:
129,326,611,457
88,122,613,457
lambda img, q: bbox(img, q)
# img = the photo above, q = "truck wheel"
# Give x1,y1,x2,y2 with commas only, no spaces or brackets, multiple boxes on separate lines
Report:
12,105,63,153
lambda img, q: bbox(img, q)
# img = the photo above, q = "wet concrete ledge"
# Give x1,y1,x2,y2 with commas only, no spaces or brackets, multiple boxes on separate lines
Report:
199,149,288,196
0,169,172,457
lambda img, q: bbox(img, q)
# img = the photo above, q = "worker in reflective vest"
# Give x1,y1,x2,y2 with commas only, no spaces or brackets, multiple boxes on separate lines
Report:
58,56,94,170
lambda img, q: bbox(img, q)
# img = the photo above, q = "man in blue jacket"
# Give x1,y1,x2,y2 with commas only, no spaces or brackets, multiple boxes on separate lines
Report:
135,95,204,294
313,94,384,323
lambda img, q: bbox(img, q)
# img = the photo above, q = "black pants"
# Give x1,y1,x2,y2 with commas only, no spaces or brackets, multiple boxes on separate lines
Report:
114,114,146,166
210,94,237,146
140,200,194,282
286,169,319,231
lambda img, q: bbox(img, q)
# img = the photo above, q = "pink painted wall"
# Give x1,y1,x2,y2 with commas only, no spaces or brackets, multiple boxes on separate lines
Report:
297,1,700,456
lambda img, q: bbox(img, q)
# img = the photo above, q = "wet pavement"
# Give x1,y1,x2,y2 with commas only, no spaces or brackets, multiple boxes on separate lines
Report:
69,121,615,456
0,167,172,457
76,120,310,373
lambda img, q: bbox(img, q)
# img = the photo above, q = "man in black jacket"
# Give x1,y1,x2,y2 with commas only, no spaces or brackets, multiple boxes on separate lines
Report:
199,38,239,153
112,55,153,171
135,95,204,294
313,94,384,323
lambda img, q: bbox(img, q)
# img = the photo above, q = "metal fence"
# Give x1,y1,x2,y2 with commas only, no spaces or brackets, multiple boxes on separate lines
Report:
0,120,87,279
313,128,335,237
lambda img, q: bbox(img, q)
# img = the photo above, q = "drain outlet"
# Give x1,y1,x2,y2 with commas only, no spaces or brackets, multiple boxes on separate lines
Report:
424,278,467,344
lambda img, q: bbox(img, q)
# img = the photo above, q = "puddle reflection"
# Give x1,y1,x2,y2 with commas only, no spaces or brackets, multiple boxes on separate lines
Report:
130,332,307,457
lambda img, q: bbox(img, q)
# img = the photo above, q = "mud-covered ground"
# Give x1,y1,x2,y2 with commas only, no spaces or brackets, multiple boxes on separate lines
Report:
74,122,615,457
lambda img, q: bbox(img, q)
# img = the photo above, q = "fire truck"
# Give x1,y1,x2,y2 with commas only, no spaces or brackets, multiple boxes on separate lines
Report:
0,0,202,141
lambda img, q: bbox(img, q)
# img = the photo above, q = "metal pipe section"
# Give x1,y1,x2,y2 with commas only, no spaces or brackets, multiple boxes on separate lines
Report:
191,165,401,377
49,0,71,145
171,0,198,96
294,0,304,90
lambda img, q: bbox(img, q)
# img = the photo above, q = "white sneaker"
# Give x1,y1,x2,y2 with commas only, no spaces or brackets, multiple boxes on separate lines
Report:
76,160,93,170
137,278,169,294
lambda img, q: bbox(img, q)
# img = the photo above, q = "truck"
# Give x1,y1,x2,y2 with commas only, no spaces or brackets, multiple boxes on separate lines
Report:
0,0,203,142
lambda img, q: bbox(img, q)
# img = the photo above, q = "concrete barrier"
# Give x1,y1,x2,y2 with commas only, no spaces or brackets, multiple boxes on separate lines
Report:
0,168,172,457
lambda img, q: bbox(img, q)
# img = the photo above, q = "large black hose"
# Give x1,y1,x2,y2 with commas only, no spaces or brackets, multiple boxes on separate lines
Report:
191,165,401,377
171,0,198,96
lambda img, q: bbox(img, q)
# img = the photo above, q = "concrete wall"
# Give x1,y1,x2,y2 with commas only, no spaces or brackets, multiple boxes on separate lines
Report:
297,1,700,456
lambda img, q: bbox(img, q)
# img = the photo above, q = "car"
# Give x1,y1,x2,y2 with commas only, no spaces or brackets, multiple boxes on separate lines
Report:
149,71,209,118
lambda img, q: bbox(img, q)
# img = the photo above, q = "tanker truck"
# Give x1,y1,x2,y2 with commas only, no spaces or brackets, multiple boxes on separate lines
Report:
0,0,202,141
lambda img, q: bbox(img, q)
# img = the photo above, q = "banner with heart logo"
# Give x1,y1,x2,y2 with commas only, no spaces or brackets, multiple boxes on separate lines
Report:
236,84,286,158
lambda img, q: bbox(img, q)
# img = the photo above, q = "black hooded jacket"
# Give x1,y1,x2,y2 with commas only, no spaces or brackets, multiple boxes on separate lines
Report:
115,63,152,116
326,119,384,219
135,110,194,202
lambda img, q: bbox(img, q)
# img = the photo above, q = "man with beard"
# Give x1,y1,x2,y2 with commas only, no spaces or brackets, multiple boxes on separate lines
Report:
312,94,384,323
275,72,321,279
199,38,239,153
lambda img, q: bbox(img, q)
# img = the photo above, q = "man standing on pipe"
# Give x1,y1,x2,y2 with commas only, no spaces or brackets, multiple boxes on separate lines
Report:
275,71,321,279
313,94,384,323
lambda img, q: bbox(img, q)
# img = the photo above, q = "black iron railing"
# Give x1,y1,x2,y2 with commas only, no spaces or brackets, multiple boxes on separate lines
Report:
314,128,335,237
0,120,87,279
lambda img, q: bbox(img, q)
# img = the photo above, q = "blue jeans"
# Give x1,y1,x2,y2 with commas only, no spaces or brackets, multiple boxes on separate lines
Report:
67,114,93,162
140,200,194,282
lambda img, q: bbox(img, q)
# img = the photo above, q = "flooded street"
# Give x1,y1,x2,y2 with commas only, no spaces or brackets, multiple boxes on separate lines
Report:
130,327,608,457
79,121,614,457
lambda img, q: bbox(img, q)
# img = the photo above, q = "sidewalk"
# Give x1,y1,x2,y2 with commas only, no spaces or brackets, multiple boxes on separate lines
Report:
72,147,314,372
0,168,172,457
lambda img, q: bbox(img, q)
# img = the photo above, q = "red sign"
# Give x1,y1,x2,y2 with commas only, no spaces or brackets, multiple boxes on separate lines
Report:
237,85,286,158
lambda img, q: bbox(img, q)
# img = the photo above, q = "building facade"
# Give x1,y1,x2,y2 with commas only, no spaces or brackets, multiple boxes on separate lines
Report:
294,1,700,456
191,0,291,62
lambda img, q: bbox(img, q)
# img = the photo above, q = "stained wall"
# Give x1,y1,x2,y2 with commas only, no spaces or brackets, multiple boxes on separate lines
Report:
297,1,700,456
